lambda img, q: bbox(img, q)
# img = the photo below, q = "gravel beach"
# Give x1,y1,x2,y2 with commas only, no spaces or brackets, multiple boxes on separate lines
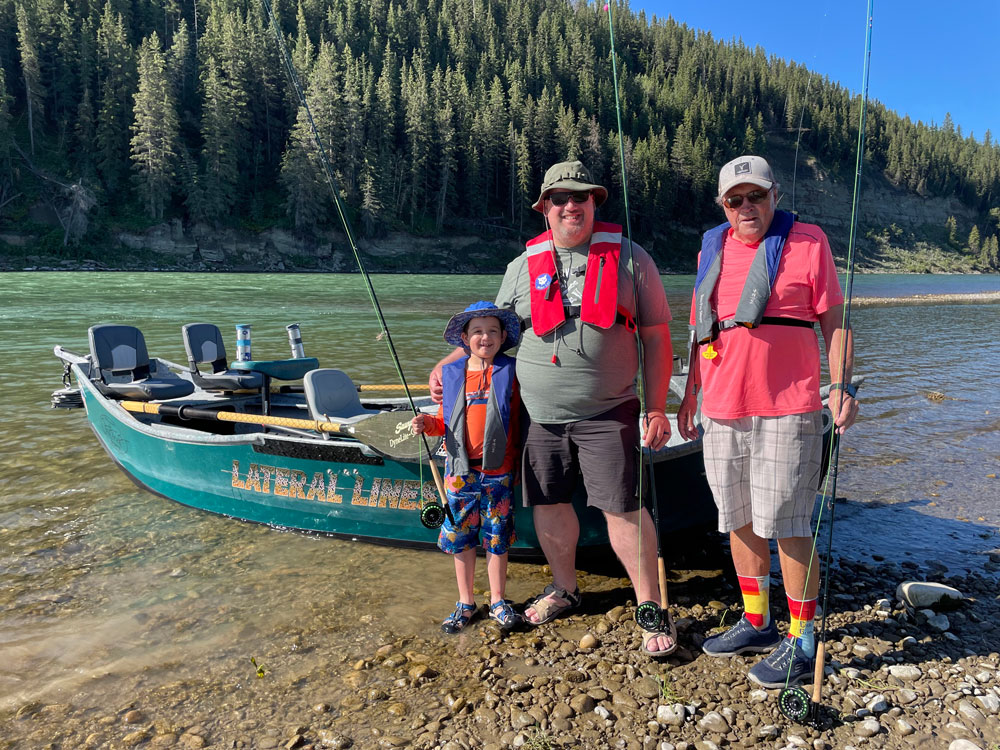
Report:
6,549,999,750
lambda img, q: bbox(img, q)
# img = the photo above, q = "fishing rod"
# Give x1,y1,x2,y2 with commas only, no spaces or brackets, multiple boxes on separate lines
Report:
605,0,670,638
778,0,872,725
258,0,450,529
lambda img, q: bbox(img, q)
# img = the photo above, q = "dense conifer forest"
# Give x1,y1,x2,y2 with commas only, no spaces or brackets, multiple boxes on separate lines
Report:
0,0,997,269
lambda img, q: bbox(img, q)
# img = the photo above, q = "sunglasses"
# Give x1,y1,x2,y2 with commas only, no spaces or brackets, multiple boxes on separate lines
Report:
722,189,770,209
548,191,592,206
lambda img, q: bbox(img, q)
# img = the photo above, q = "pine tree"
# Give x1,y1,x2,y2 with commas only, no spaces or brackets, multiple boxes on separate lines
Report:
967,225,981,254
131,32,181,220
15,2,46,154
95,2,137,196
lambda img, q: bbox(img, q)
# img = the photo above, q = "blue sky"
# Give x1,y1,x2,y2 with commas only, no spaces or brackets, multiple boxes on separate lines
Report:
632,1,998,144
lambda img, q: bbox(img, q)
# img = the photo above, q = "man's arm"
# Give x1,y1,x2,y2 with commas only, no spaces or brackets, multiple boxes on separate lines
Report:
638,321,672,451
818,304,858,434
428,347,466,404
676,334,701,442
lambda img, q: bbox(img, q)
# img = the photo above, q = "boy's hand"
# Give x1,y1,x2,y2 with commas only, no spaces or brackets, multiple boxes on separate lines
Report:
411,414,427,434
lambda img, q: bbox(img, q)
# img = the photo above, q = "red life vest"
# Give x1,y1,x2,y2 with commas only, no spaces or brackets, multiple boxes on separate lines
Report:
525,221,623,336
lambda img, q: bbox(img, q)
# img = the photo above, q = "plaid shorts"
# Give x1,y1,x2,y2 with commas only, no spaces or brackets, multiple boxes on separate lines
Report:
702,411,823,539
438,471,516,555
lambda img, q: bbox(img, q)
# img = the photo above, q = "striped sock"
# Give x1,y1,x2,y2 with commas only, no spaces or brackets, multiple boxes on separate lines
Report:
737,574,770,629
787,595,818,657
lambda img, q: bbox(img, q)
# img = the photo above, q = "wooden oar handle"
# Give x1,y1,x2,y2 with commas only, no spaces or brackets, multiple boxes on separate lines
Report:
358,384,430,392
119,400,346,434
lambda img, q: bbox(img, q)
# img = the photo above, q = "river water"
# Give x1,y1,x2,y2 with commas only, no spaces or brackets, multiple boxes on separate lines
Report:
1,271,998,722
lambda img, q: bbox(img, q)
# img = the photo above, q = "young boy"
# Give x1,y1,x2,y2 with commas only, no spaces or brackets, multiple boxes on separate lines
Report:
412,301,523,633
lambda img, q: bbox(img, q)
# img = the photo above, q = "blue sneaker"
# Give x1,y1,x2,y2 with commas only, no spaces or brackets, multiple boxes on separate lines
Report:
702,616,781,657
748,636,815,688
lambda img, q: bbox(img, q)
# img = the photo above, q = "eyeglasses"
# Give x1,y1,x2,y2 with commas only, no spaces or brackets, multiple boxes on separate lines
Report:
722,189,770,209
548,191,592,206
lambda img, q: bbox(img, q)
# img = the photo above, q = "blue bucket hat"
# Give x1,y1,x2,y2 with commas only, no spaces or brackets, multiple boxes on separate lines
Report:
443,301,521,352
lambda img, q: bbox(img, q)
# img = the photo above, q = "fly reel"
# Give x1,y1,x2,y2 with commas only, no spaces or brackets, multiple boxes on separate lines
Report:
420,504,446,529
778,686,811,722
635,600,662,631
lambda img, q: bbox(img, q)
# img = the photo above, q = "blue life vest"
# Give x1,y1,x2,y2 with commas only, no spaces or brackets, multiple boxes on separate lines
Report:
694,210,797,344
441,353,515,475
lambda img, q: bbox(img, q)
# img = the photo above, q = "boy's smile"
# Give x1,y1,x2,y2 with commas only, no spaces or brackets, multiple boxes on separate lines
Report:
461,316,506,366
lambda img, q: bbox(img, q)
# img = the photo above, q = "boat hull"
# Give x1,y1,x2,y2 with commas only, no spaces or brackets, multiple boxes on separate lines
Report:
73,360,716,558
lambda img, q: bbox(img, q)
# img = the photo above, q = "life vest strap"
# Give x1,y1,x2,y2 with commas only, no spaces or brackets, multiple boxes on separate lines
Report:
714,316,814,337
523,305,635,333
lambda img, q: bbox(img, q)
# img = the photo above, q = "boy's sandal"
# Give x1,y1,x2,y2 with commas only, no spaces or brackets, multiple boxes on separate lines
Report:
488,599,523,631
524,584,582,626
641,607,679,657
441,601,477,634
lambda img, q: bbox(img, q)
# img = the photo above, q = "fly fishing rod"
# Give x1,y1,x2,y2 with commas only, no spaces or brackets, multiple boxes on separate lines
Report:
778,0,872,724
258,0,449,529
605,0,670,638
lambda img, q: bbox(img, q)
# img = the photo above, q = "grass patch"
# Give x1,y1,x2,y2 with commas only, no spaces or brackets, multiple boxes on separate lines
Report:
657,671,685,704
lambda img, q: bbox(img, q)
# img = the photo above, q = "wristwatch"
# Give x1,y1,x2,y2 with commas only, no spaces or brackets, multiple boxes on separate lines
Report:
829,382,858,398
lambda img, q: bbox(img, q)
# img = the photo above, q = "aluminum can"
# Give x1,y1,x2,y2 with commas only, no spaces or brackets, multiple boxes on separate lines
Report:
235,324,252,361
286,323,305,358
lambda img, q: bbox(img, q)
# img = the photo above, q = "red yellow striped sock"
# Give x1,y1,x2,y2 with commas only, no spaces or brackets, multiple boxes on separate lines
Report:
787,595,817,656
737,574,770,629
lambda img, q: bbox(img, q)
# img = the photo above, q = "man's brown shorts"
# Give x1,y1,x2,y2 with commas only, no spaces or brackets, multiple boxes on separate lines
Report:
522,399,640,514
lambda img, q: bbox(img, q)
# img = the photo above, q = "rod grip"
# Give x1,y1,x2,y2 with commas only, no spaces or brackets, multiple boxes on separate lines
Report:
811,640,826,704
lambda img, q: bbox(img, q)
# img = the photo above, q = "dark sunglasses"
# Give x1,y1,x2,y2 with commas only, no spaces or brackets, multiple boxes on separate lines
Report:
722,189,770,209
548,191,592,206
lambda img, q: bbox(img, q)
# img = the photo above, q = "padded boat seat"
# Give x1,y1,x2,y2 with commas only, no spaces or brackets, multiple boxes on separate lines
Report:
88,324,195,401
304,368,378,425
182,323,264,392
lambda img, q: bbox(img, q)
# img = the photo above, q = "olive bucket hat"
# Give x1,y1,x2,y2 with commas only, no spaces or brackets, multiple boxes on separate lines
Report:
443,301,521,353
531,160,608,213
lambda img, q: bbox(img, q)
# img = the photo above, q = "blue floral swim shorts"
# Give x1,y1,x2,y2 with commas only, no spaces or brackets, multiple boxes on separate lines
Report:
438,471,516,555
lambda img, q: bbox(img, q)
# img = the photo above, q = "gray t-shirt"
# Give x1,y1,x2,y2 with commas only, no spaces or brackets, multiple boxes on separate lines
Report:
495,238,671,424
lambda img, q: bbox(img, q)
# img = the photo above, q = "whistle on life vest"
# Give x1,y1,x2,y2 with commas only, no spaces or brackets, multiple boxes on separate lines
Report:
702,344,718,360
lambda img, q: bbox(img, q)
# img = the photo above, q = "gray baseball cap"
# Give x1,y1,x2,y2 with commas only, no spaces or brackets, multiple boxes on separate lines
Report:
717,155,777,198
532,160,608,213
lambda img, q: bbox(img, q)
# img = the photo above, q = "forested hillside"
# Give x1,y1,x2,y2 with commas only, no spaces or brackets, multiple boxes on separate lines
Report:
0,0,998,271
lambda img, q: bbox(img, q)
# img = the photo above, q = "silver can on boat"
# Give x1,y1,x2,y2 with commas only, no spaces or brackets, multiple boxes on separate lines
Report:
286,323,305,358
235,324,252,361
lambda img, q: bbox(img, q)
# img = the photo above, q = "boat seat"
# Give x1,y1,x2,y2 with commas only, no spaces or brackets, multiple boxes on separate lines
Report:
304,368,379,427
182,323,264,392
88,324,195,401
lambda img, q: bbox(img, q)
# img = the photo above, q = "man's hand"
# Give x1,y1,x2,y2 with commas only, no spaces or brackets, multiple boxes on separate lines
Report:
429,365,444,404
641,410,671,451
827,388,859,434
676,393,700,442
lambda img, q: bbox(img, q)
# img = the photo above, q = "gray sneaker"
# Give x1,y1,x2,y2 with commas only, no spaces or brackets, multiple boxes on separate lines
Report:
748,636,815,688
702,616,781,657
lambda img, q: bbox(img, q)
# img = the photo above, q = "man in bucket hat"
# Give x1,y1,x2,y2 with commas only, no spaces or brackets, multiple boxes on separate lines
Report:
431,160,677,657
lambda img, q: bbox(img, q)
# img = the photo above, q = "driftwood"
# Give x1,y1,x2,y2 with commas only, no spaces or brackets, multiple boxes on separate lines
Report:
10,139,96,245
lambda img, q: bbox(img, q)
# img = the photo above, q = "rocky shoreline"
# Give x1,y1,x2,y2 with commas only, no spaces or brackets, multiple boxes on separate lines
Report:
6,550,999,750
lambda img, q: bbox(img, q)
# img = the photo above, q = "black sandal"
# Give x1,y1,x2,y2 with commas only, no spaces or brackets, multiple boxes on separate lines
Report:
441,601,477,634
488,599,523,631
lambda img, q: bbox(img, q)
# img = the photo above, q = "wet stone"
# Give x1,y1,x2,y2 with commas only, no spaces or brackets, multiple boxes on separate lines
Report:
696,711,730,734
123,709,146,724
854,718,881,738
570,694,595,714
636,677,661,699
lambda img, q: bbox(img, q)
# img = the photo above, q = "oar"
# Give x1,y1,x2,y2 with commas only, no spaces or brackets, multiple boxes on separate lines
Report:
357,384,430,392
118,400,435,462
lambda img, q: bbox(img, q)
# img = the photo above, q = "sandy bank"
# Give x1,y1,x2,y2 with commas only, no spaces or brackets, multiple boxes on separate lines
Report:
853,291,1000,308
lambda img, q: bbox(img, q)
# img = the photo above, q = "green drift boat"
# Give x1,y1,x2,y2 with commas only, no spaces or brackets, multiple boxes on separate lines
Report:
52,323,717,559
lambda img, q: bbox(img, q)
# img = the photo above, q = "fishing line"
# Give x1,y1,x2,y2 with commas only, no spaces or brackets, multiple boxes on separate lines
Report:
779,0,872,723
605,0,667,636
259,0,450,527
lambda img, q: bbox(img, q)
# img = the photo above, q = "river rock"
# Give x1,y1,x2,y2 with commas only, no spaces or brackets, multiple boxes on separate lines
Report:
896,581,963,609
570,694,595,714
947,742,984,750
927,613,951,632
636,677,661,699
894,719,915,736
580,633,599,650
696,711,730,733
957,700,986,725
889,665,922,681
866,695,889,714
656,704,685,726
854,718,881,738
975,693,999,714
